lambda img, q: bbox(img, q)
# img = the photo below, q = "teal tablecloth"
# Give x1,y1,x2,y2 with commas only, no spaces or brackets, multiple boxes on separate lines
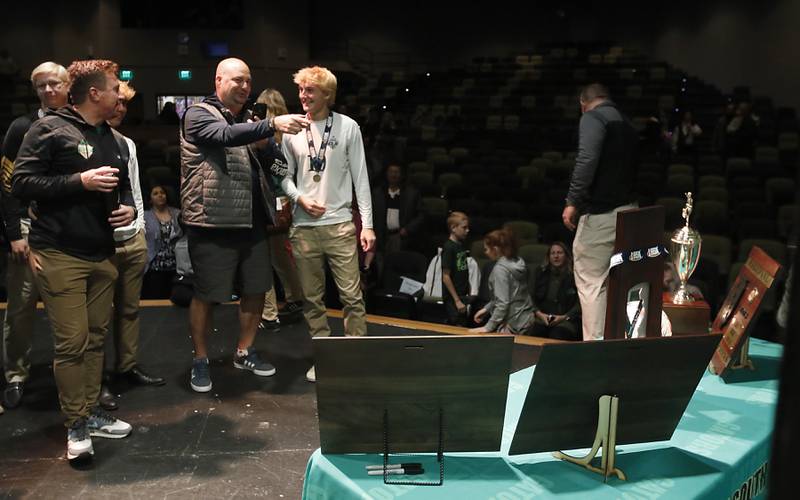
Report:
303,339,781,499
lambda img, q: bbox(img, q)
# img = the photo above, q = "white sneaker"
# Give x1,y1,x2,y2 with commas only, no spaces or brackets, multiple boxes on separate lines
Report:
67,419,94,460
87,408,132,439
306,365,316,383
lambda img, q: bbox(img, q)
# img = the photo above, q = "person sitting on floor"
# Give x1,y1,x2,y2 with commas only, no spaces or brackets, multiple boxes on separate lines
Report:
469,228,534,335
530,241,581,341
142,185,183,299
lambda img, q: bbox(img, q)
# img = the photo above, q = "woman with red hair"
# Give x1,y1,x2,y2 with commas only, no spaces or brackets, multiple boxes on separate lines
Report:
468,228,534,334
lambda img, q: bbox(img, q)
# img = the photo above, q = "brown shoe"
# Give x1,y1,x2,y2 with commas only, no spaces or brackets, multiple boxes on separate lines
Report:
98,384,118,411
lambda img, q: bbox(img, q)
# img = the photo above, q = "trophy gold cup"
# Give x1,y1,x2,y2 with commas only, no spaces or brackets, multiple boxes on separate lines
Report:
670,192,702,304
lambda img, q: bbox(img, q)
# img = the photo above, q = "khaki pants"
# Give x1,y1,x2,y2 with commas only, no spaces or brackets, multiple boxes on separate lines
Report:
3,220,40,383
33,248,117,427
289,221,366,337
109,231,147,373
573,204,636,341
261,231,305,321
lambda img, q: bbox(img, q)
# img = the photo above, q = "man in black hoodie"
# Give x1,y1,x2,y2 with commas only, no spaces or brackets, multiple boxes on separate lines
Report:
562,83,638,341
12,59,135,461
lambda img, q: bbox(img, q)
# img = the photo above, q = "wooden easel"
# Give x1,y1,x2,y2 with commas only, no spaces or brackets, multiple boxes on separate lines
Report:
510,334,723,481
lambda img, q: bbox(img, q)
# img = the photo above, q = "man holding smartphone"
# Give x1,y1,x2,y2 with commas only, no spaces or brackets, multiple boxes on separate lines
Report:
180,58,309,393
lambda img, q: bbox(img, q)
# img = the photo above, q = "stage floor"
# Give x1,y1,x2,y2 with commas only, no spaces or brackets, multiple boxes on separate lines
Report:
0,303,546,498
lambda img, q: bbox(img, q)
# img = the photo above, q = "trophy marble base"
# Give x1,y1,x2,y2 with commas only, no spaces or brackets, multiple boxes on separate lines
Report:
662,292,711,336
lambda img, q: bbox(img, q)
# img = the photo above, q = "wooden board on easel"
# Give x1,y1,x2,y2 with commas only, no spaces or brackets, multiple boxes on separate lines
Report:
510,334,722,453
709,246,782,376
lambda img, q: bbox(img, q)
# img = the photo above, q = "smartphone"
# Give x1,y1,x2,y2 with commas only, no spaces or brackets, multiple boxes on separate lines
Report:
252,103,267,120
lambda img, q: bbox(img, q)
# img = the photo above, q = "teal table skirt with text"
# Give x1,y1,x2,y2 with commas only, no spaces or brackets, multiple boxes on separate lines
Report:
302,339,780,500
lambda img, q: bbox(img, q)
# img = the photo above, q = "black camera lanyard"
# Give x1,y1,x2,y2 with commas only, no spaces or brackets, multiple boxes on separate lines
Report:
306,113,334,182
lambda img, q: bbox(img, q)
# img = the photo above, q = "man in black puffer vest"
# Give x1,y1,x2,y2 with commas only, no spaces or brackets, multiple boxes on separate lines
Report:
562,83,639,341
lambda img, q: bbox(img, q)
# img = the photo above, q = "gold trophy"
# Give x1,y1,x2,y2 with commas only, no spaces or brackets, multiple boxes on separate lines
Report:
670,192,702,304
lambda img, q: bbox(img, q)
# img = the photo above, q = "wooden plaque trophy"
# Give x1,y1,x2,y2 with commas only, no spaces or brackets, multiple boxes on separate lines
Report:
709,246,782,376
604,206,666,339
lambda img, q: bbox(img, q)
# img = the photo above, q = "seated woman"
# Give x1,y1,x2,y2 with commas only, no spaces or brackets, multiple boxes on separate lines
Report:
142,185,183,299
530,241,581,341
468,228,534,334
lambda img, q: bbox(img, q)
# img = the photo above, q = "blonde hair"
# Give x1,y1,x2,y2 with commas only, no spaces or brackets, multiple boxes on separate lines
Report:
119,81,136,101
256,88,288,141
256,88,288,117
30,61,69,85
293,66,337,106
447,211,468,231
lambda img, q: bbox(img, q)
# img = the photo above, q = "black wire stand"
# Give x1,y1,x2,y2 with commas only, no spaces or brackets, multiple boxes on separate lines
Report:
382,408,444,486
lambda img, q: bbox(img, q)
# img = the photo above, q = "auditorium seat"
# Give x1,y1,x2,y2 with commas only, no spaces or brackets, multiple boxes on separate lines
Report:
519,243,550,268
504,220,539,246
777,204,797,240
765,178,796,208
697,187,729,205
737,239,787,264
701,235,733,277
667,163,694,177
693,200,729,236
698,175,726,190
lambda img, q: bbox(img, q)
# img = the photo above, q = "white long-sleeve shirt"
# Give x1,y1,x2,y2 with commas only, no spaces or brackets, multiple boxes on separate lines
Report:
281,112,372,228
113,136,145,242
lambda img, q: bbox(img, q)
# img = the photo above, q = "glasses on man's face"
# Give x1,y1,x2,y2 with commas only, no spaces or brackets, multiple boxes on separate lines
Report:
35,80,65,92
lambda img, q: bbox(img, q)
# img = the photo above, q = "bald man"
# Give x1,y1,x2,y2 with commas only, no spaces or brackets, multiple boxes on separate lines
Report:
180,58,309,392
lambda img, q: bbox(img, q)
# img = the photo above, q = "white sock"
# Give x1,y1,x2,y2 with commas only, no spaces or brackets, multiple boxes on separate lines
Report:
237,348,249,358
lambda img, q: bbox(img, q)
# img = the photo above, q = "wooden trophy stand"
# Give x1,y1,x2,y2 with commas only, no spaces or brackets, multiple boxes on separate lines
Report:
662,292,711,336
709,246,782,377
604,206,666,339
510,334,723,481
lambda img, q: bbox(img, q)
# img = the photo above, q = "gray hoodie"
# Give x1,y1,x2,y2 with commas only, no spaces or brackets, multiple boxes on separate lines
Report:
485,256,535,333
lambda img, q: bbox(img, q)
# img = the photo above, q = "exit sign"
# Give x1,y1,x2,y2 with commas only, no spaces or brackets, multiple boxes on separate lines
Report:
120,69,134,80
178,69,192,81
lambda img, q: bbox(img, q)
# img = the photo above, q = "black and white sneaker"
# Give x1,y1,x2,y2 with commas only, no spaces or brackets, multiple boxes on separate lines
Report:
233,349,276,377
87,407,132,439
67,418,94,460
258,318,281,332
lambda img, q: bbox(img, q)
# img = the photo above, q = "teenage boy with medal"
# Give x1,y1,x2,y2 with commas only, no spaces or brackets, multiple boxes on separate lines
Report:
280,66,375,383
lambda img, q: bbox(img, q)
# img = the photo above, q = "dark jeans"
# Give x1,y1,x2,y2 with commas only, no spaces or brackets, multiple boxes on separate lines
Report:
530,321,581,341
444,295,478,326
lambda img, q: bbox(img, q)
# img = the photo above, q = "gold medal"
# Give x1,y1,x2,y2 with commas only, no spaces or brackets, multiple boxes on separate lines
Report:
313,174,321,182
